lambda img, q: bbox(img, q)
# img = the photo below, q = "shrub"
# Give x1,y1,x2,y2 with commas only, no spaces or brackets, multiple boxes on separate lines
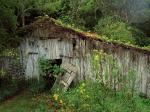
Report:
0,74,26,102
39,0,62,16
38,58,66,90
0,49,26,102
38,58,66,78
53,81,150,112
95,16,135,44
27,77,46,94
131,28,150,47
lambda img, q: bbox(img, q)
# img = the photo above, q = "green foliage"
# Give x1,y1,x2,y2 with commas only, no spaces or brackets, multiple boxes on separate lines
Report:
0,49,19,57
48,51,149,111
0,0,17,30
38,0,62,15
38,58,66,91
59,0,150,47
38,58,66,77
59,0,100,30
135,36,150,47
0,74,26,102
0,92,40,112
55,81,150,112
91,50,138,95
0,49,26,102
0,88,149,112
130,28,150,47
0,1,18,51
91,50,119,87
27,78,45,94
95,16,135,44
0,0,150,48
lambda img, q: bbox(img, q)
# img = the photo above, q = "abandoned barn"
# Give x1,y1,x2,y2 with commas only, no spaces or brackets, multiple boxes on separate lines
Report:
20,17,150,96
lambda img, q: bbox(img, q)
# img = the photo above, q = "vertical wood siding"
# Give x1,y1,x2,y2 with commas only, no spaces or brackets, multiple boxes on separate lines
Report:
21,30,150,96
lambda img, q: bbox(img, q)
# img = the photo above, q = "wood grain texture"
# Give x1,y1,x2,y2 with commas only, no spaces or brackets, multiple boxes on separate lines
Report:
20,20,150,96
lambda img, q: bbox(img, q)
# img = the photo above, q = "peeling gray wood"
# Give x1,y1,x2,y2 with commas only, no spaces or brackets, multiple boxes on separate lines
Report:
20,26,150,96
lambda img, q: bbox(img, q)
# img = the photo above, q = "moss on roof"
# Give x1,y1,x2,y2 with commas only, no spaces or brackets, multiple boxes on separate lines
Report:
24,16,150,54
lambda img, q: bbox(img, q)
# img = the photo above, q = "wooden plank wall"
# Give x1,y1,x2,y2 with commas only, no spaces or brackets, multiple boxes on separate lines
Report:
60,37,150,97
21,31,150,96
80,39,150,97
21,37,74,78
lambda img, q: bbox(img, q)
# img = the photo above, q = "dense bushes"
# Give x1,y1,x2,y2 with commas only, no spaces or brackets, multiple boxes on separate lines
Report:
95,16,134,44
0,49,26,102
0,56,66,101
38,58,66,90
50,81,150,112
0,74,26,102
27,77,46,94
30,80,150,112
0,67,25,102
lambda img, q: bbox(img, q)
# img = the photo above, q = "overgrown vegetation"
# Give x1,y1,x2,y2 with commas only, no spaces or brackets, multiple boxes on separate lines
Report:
0,50,150,111
0,81,150,112
27,50,150,112
40,50,149,112
95,16,135,44
38,58,66,78
50,81,150,112
33,57,66,91
0,0,150,111
0,49,26,102
0,91,42,112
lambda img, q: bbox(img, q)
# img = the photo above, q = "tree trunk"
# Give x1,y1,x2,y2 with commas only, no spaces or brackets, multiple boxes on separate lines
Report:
21,15,25,28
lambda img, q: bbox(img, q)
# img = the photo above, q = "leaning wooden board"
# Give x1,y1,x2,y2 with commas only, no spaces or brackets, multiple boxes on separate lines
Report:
60,63,77,91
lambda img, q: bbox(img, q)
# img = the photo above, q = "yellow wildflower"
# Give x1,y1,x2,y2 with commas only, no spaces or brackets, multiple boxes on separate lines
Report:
60,100,63,104
53,94,59,101
80,90,84,94
82,83,85,87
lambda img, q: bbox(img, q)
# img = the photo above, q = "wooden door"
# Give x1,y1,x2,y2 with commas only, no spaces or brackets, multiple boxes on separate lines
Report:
26,53,39,79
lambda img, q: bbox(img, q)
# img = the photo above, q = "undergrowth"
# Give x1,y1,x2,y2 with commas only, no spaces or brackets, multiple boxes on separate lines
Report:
50,81,150,112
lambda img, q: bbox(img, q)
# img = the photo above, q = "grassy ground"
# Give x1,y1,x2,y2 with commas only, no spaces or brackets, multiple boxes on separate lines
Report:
0,89,150,112
0,91,53,112
0,91,42,112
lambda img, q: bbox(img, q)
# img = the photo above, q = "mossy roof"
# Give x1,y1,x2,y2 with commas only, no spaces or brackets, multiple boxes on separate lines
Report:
24,16,150,54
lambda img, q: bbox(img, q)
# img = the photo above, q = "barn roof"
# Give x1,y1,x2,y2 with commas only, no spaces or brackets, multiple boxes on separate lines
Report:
23,16,150,54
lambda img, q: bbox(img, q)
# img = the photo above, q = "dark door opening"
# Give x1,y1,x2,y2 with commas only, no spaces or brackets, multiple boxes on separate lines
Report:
43,59,62,90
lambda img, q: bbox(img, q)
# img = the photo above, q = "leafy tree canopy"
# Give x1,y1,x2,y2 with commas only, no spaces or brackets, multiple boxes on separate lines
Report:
0,0,150,51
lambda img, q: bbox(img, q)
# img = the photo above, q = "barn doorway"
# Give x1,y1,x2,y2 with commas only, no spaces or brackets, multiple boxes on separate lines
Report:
42,59,63,90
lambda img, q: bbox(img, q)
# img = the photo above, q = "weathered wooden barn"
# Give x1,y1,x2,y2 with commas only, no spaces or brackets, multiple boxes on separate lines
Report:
20,17,150,96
